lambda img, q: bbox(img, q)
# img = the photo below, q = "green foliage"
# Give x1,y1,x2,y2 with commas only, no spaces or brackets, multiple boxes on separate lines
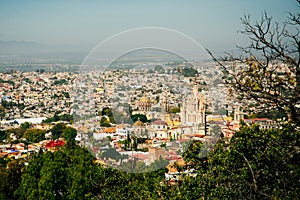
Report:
0,160,24,199
0,130,7,141
1,100,19,109
182,141,208,170
51,123,66,139
131,114,148,123
0,105,5,120
154,65,165,73
250,110,287,120
63,91,70,98
100,147,128,162
0,78,14,86
6,127,27,139
20,122,32,130
15,146,99,199
101,107,116,124
182,67,198,77
169,107,180,113
101,107,113,117
100,116,111,127
184,125,299,199
62,126,77,145
53,79,68,85
5,124,299,199
23,129,45,143
43,113,73,123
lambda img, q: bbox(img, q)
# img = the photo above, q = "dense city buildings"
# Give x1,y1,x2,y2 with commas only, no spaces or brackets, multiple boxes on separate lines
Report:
0,61,286,176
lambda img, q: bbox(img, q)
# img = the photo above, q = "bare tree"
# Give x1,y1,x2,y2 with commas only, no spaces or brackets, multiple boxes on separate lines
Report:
207,1,300,124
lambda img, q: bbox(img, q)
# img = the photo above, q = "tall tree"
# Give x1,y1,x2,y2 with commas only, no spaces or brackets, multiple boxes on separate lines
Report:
51,123,66,139
0,160,24,199
207,1,300,124
15,146,99,199
62,126,77,145
23,129,45,143
160,125,300,199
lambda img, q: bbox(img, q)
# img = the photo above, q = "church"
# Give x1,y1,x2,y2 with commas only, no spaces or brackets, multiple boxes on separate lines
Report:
180,83,206,135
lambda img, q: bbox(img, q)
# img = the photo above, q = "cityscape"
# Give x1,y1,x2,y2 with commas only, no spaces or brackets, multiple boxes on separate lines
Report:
0,1,299,199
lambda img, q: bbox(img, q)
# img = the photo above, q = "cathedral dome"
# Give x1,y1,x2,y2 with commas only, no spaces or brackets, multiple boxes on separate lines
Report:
133,118,145,127
140,96,150,103
138,96,151,111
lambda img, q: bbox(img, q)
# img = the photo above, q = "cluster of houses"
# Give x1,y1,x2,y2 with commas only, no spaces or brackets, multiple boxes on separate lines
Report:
0,66,280,183
0,71,74,120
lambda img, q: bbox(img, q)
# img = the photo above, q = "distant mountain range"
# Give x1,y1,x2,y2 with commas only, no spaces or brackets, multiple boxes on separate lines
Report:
0,40,49,54
0,40,89,64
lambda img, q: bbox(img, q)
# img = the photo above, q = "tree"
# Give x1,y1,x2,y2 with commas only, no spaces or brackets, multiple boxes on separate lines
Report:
182,141,208,170
182,67,198,77
0,160,24,199
20,122,32,131
23,129,45,143
209,124,222,136
207,2,300,124
160,124,300,199
169,107,180,114
15,145,100,199
101,107,116,124
43,113,73,123
0,106,5,120
154,65,165,73
100,147,128,162
131,114,148,123
206,125,299,199
51,123,66,139
0,130,7,141
100,116,111,127
62,126,77,145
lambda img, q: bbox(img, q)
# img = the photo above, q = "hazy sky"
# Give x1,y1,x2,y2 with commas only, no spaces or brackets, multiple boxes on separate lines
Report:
0,0,298,54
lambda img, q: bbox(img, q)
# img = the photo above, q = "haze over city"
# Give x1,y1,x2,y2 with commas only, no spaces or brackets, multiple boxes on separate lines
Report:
0,0,297,63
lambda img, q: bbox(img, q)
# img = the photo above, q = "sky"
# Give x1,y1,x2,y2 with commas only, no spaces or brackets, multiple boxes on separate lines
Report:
0,0,298,56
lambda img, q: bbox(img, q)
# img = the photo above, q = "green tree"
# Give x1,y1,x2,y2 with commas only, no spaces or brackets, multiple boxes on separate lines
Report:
100,147,128,162
51,123,66,139
20,122,32,131
62,126,77,145
23,129,45,143
154,65,165,73
15,145,99,199
100,116,111,127
101,107,113,117
182,140,208,170
0,105,5,120
131,114,148,123
0,160,24,199
182,67,198,77
178,125,300,199
0,130,7,141
169,107,180,113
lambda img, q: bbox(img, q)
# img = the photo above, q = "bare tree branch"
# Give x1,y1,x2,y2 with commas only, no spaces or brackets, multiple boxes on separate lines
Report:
207,5,300,124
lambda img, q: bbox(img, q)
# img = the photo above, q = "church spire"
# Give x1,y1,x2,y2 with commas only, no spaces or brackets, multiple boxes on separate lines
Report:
193,83,199,97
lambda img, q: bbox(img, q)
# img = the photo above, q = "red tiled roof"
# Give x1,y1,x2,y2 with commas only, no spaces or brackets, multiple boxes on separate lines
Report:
102,127,116,133
45,140,65,148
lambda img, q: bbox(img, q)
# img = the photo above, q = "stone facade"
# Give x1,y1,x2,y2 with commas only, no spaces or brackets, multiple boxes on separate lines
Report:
180,84,206,134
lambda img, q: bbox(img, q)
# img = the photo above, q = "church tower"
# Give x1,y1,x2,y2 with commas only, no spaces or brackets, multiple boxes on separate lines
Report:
181,83,206,134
